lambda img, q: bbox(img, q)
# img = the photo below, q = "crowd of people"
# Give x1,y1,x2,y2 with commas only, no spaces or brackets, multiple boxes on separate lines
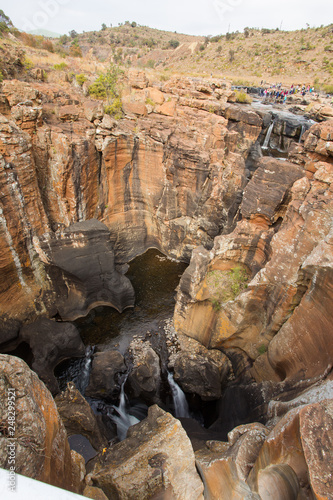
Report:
259,82,316,103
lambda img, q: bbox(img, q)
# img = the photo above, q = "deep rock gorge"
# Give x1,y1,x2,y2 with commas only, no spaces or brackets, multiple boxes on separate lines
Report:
0,71,333,500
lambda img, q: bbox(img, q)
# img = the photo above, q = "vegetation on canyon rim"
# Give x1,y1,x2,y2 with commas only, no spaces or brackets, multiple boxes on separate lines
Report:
1,11,332,91
207,266,250,309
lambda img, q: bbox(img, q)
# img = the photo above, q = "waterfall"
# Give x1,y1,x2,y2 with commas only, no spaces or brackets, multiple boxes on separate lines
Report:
79,345,94,395
299,124,306,143
262,121,275,149
167,371,191,419
108,376,140,441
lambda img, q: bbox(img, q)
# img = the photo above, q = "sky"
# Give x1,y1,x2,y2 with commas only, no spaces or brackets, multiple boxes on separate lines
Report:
2,0,333,36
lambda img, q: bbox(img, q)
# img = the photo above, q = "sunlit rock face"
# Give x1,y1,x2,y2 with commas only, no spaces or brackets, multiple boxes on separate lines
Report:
174,120,333,387
0,354,76,492
0,76,262,325
91,405,204,500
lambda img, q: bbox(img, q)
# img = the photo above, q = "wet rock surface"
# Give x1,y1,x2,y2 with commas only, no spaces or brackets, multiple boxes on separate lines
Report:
91,405,204,500
85,350,126,400
18,317,85,394
55,382,108,451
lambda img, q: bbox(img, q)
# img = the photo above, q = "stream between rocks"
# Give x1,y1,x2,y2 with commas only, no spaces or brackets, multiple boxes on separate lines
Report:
55,248,194,451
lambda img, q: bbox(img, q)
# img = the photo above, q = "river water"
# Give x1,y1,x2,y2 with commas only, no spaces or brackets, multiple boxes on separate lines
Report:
75,248,187,352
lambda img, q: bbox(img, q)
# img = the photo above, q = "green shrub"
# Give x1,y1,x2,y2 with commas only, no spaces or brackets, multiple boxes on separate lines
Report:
168,39,180,49
75,73,87,86
206,265,249,304
258,344,267,355
145,59,155,68
323,84,333,94
54,62,68,70
104,97,123,119
24,57,34,71
0,70,3,82
235,90,252,103
89,64,123,104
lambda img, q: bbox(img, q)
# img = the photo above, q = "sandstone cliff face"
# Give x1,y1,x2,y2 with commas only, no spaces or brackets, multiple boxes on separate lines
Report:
0,354,77,491
0,75,262,325
174,120,333,386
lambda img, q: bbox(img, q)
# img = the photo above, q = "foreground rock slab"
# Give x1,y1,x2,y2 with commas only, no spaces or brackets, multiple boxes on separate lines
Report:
0,354,76,491
91,405,204,499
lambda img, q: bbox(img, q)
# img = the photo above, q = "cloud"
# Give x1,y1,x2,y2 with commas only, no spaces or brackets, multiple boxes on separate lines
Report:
2,0,332,35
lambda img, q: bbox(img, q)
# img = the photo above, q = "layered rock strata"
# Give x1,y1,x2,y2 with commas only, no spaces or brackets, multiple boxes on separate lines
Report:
174,121,333,385
0,354,79,492
0,75,263,325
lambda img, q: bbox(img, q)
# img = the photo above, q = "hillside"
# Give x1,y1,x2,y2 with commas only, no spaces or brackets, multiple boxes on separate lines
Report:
0,18,333,88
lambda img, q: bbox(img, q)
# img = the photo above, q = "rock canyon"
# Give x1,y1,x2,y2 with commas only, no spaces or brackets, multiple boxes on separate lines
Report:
0,65,332,500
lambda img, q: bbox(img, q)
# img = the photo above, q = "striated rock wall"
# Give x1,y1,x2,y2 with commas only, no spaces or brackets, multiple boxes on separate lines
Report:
0,354,78,492
0,75,263,325
174,120,333,386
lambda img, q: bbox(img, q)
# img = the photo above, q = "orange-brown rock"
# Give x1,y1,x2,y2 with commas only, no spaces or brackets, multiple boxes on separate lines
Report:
248,398,333,499
156,99,177,116
0,75,262,325
122,97,148,116
145,87,165,105
91,405,204,499
0,354,76,491
195,422,268,499
174,123,333,384
58,104,80,121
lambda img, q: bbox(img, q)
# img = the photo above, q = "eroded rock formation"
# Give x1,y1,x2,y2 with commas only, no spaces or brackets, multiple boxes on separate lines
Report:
174,120,333,386
0,354,79,492
0,75,262,326
90,405,204,499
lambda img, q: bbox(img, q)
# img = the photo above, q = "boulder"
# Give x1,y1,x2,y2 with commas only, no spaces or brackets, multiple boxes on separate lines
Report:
248,398,333,498
83,100,104,122
146,87,165,105
122,98,147,116
33,219,135,321
19,317,85,394
195,449,260,500
128,69,148,89
241,157,304,223
55,382,108,450
91,405,204,499
1,79,41,107
70,450,86,494
156,100,177,117
255,464,300,500
85,350,126,400
58,104,80,121
170,335,231,400
127,339,161,405
0,354,75,491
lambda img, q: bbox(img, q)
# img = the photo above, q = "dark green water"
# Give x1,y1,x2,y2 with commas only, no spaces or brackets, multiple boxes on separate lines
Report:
75,248,187,352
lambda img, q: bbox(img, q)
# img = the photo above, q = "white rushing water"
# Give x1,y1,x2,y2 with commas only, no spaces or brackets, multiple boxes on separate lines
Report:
262,121,275,149
167,371,191,419
108,376,140,441
80,345,94,395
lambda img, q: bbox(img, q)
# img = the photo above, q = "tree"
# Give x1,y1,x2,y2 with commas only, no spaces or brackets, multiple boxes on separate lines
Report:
168,39,180,49
0,9,12,34
69,29,78,39
131,21,137,28
89,63,124,105
101,23,107,31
